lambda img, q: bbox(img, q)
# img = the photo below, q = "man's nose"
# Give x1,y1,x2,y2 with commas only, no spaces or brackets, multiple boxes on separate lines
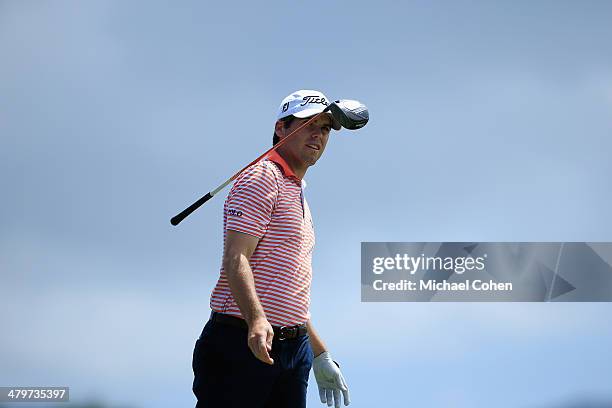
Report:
308,124,322,138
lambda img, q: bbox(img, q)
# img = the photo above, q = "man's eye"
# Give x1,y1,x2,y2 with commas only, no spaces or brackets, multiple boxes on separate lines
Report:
322,126,331,132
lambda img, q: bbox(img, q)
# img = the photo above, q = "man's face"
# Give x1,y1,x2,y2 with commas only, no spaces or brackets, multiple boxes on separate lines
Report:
275,114,332,168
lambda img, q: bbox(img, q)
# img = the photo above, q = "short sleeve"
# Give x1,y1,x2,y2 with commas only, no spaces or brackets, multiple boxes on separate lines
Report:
224,161,278,239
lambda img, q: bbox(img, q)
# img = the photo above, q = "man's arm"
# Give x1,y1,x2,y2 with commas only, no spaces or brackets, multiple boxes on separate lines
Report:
306,320,327,357
223,230,274,365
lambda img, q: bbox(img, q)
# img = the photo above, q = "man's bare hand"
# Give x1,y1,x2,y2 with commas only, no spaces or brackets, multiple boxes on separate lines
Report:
247,317,275,365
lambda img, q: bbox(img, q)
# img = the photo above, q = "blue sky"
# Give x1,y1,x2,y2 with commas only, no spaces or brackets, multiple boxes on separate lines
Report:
1,1,611,407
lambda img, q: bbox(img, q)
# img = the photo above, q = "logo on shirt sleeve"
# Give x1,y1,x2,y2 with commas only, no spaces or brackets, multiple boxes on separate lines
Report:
227,208,243,217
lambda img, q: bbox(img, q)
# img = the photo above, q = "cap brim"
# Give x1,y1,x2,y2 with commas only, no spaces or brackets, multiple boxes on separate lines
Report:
293,108,341,131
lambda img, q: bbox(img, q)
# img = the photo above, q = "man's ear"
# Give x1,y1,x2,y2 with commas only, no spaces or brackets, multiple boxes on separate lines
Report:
274,120,285,139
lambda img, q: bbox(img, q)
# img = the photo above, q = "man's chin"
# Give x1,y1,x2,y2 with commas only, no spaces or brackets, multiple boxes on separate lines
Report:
304,156,320,167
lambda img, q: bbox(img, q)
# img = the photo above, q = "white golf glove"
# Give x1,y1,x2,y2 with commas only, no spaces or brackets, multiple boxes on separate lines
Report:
312,351,350,407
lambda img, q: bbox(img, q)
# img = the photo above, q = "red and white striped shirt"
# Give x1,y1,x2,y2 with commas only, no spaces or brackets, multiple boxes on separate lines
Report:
209,150,315,326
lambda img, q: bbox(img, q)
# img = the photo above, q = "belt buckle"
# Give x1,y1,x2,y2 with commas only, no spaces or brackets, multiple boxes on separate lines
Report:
278,326,297,340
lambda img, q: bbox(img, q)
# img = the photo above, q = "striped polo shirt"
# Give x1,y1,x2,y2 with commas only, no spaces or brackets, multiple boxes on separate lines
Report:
209,150,315,326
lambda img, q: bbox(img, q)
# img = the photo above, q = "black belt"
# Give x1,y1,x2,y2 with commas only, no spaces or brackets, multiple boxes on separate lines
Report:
210,311,307,340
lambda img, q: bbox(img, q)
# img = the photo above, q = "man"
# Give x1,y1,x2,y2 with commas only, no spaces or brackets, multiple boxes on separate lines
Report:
192,90,350,408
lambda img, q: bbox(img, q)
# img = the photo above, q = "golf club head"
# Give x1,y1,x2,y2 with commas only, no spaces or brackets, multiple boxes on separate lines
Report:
326,99,369,130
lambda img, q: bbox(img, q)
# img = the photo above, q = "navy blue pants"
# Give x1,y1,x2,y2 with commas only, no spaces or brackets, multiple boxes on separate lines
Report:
192,317,313,407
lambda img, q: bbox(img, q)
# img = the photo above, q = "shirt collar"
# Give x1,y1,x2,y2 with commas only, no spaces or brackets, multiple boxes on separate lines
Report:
267,150,302,181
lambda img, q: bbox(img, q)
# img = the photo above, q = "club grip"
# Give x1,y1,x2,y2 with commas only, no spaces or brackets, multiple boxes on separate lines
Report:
171,192,213,226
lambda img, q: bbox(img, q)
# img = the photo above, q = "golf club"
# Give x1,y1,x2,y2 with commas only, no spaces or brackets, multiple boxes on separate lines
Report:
328,99,369,130
170,99,369,226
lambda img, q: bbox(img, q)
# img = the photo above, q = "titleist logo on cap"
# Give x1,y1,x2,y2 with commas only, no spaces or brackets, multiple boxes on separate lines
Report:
300,96,328,106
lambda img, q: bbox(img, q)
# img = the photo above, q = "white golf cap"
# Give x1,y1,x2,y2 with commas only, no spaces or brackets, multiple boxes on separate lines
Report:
276,90,341,130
